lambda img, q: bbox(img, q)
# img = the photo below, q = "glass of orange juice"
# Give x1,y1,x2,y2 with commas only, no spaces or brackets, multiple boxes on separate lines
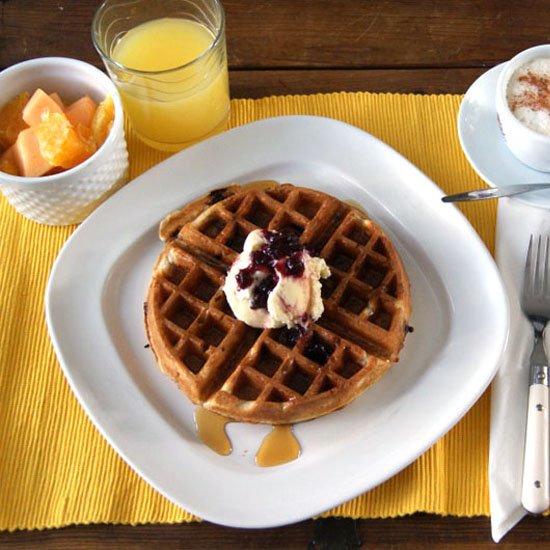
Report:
92,0,230,152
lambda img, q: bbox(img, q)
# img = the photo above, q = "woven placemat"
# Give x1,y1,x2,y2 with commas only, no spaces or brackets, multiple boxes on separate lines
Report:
0,92,496,530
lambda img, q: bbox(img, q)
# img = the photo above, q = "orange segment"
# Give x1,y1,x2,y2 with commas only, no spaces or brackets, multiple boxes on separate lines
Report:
0,91,30,149
75,123,98,156
0,146,20,176
22,88,64,127
34,112,95,169
91,95,114,148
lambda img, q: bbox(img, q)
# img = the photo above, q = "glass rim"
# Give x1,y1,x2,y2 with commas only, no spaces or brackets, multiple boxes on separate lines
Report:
91,0,226,76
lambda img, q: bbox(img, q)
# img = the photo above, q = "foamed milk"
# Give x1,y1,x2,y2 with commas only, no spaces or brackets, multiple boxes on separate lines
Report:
507,57,550,137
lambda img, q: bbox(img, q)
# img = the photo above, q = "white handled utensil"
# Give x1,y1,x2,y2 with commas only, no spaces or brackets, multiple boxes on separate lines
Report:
520,235,550,515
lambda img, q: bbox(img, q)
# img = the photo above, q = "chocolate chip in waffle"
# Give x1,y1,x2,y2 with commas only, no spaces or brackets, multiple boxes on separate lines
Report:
145,182,411,424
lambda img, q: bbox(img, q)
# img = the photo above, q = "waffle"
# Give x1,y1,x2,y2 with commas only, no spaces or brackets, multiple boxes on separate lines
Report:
145,182,412,424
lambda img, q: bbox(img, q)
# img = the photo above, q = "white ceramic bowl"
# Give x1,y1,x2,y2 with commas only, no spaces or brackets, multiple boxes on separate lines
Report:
0,57,129,225
495,44,550,172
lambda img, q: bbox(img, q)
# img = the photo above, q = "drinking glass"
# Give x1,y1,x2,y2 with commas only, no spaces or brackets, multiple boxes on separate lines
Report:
92,0,230,152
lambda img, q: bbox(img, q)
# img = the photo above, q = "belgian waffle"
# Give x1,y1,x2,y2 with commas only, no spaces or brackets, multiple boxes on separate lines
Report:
145,182,412,424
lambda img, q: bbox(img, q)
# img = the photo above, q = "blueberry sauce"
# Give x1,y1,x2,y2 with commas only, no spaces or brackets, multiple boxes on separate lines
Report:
249,274,278,309
304,332,332,364
263,229,303,259
235,269,253,289
251,248,272,267
280,251,305,277
279,325,307,348
236,229,306,309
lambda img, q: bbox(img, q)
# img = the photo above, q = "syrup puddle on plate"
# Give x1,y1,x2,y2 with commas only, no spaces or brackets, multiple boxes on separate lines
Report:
194,407,232,455
194,408,301,466
255,425,301,467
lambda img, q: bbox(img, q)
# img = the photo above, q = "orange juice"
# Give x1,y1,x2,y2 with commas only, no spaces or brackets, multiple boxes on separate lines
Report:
111,17,229,151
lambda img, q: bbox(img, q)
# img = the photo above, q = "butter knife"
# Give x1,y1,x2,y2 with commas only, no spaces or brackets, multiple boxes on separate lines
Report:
442,183,550,203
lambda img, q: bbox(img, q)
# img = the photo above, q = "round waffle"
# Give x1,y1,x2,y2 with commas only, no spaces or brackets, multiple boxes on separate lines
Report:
145,182,412,424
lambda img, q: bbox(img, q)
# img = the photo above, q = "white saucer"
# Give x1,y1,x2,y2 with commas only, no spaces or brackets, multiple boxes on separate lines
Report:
458,63,550,208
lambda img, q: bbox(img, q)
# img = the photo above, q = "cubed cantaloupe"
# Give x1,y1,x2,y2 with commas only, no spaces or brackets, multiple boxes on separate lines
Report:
0,146,20,176
49,92,64,107
0,91,30,150
12,127,55,177
22,88,64,127
65,96,97,129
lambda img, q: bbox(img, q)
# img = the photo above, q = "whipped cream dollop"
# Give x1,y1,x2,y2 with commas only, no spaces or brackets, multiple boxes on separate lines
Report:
223,229,331,329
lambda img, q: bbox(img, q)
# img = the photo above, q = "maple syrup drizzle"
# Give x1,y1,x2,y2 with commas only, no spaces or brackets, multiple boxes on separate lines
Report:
344,198,367,215
241,179,279,192
194,408,232,456
255,425,301,467
194,408,301,466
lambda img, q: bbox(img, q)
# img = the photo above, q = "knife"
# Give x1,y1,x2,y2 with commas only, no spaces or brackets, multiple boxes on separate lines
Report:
442,183,550,203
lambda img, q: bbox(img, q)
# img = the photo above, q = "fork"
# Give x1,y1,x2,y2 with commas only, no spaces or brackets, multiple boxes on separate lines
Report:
521,235,550,514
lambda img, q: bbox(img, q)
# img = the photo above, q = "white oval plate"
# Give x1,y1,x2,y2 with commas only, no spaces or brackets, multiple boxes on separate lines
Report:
46,115,508,528
458,64,550,208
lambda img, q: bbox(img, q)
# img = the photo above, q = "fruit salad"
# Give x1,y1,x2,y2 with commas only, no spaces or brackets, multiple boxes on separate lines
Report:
0,88,114,177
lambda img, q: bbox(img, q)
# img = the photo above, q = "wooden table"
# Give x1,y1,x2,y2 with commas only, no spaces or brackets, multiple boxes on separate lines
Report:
1,1,549,547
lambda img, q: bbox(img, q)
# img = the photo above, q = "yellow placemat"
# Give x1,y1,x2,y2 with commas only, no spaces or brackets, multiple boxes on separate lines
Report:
0,92,496,531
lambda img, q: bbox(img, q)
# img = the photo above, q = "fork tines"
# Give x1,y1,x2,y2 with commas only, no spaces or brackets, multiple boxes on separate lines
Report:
525,235,550,298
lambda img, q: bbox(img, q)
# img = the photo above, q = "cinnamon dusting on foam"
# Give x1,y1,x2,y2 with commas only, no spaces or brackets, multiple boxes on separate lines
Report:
511,72,550,114
507,57,550,136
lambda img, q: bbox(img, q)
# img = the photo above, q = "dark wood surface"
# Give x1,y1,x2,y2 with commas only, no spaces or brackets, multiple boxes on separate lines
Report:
0,515,549,549
2,0,550,547
2,0,550,96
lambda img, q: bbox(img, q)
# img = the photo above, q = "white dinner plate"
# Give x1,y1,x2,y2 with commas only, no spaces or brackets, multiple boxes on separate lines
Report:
458,63,550,208
46,115,509,528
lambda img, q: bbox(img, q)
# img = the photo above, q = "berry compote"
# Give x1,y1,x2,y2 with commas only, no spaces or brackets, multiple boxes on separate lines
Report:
236,229,306,309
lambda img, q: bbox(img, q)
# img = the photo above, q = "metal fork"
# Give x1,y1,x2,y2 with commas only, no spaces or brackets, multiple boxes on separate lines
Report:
521,235,550,514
